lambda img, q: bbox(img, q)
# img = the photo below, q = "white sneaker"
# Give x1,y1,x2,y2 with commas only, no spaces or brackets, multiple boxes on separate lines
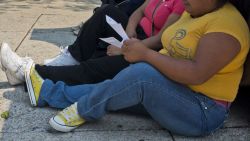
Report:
5,70,23,85
49,103,85,132
44,46,79,66
0,42,33,85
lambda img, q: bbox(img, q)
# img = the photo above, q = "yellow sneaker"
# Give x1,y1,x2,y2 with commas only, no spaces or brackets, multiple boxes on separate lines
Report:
25,62,44,106
49,103,85,132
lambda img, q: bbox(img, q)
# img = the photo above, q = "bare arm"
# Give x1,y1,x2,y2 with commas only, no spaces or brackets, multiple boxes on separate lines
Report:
126,0,150,38
122,33,240,85
142,13,182,50
107,10,182,56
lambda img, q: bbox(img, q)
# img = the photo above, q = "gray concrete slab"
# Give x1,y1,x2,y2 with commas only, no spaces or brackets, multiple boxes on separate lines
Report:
0,87,173,140
16,13,91,64
0,130,172,141
0,13,39,32
31,12,92,29
224,103,249,128
174,128,250,141
0,0,99,15
0,87,162,131
0,32,27,50
16,32,74,64
0,0,250,141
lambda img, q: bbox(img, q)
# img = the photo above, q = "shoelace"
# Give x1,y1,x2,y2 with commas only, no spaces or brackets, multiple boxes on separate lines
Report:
60,105,79,122
59,46,69,56
15,57,32,74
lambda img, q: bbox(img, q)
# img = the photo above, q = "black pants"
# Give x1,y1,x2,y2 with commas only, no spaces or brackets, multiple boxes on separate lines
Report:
36,4,147,85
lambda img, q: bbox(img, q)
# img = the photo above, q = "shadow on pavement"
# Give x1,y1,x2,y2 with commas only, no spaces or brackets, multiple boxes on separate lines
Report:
0,82,15,89
234,86,250,115
30,27,77,47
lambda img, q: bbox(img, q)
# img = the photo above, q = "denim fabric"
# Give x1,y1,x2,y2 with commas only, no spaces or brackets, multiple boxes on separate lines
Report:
39,63,229,136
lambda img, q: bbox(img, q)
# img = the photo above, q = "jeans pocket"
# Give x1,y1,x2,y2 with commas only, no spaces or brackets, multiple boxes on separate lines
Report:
196,95,228,136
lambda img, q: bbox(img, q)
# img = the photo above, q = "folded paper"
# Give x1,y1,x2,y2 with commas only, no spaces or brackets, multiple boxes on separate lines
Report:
99,15,129,48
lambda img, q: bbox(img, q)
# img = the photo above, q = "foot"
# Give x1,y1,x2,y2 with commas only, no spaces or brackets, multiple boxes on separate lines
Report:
0,42,33,85
25,62,44,106
43,46,79,66
5,70,23,85
49,103,85,132
107,45,122,56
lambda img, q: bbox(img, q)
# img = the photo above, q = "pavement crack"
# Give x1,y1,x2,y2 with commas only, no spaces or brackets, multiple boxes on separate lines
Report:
15,14,43,52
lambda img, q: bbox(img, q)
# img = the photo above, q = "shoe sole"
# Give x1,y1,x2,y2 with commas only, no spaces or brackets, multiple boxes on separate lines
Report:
24,61,37,106
49,117,76,132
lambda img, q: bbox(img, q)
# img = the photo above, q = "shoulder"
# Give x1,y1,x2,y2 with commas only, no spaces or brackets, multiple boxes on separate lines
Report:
204,3,249,50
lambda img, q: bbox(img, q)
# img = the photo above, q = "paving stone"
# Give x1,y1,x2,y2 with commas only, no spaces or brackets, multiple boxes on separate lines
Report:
0,130,172,141
0,32,27,50
16,31,75,64
0,0,249,141
32,13,92,29
224,103,250,128
0,13,39,32
173,128,250,141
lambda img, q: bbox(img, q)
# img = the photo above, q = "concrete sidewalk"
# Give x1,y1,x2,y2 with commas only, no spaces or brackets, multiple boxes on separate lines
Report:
0,0,249,140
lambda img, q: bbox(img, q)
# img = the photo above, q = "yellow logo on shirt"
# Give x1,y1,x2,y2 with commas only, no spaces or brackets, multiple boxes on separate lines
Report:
166,29,192,59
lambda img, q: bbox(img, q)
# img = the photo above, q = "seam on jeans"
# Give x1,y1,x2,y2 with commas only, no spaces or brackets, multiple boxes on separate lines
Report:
150,82,206,135
82,80,152,117
158,85,200,107
203,103,229,135
195,96,228,135
145,80,207,136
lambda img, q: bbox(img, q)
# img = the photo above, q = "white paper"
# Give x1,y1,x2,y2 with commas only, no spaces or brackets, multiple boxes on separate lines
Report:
99,15,129,48
105,15,129,41
100,37,123,48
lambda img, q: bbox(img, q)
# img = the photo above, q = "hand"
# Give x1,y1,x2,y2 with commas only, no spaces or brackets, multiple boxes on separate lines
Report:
106,45,122,56
122,38,151,63
126,27,137,38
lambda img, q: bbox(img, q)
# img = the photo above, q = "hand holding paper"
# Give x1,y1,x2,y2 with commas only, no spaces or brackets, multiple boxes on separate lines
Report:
99,15,129,48
99,37,123,48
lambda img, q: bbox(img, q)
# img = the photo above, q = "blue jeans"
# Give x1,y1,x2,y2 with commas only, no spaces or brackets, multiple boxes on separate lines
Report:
38,63,229,136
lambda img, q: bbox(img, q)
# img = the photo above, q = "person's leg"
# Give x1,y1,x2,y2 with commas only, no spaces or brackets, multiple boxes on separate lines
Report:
36,55,129,85
44,4,128,66
68,4,129,62
38,25,147,85
39,63,228,136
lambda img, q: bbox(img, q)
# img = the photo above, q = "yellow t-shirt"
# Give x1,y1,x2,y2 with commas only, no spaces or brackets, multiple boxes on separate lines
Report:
160,3,249,102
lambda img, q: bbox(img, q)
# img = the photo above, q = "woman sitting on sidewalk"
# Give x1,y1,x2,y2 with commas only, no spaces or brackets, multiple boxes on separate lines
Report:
6,0,249,136
0,0,184,86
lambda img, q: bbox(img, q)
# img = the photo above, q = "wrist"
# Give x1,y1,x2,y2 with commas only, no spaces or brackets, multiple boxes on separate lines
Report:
142,48,153,62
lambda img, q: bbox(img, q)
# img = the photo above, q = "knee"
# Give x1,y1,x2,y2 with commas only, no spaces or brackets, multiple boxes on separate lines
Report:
130,63,158,75
128,63,174,84
124,63,160,79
